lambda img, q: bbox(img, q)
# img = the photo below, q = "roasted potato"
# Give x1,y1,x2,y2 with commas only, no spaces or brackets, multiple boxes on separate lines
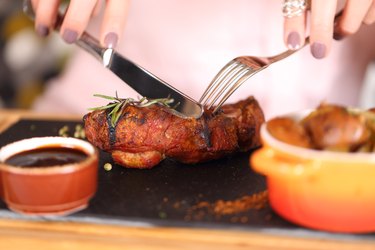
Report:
301,104,371,151
267,103,375,153
267,117,311,148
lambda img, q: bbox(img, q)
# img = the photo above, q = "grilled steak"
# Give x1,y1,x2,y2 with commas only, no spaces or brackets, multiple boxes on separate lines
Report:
84,96,264,169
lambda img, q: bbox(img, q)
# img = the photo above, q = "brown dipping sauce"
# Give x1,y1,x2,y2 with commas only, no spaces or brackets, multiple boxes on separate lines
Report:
5,145,88,167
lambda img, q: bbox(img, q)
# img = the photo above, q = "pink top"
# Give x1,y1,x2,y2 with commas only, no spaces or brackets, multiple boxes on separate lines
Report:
32,0,375,119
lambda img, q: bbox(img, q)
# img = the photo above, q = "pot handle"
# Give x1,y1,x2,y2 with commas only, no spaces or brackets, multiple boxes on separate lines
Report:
250,148,320,178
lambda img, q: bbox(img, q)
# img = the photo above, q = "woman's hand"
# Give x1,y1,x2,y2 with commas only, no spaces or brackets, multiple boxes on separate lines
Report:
283,0,375,59
31,0,130,48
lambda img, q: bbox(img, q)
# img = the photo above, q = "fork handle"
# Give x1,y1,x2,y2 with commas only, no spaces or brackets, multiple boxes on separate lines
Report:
268,10,344,64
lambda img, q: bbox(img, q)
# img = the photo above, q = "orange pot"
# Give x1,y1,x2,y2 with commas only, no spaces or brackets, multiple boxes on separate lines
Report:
251,111,375,233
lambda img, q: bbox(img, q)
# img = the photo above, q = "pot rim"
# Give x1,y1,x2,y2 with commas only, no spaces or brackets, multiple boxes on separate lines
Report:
0,136,98,174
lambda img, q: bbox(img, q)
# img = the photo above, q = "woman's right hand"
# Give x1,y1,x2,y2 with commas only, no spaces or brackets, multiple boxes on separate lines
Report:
283,0,375,59
31,0,130,48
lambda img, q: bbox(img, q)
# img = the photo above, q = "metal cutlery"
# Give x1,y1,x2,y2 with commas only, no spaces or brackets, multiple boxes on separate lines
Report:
23,0,203,119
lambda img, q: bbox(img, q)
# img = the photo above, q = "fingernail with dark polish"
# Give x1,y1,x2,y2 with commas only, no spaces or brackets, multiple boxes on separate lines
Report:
104,32,118,48
287,32,300,49
311,42,326,59
62,29,78,44
36,25,49,37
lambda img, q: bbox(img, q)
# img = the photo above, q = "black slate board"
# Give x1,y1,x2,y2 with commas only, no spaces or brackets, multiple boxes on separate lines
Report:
0,119,374,241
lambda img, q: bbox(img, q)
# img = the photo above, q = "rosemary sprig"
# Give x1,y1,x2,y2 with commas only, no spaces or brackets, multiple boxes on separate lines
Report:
89,93,174,126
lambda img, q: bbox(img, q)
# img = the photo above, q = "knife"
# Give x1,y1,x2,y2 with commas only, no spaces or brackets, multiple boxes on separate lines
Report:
23,0,203,119
76,34,203,119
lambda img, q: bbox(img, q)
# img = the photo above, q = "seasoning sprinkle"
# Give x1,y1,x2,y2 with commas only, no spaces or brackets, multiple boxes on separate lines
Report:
74,124,86,139
185,190,268,222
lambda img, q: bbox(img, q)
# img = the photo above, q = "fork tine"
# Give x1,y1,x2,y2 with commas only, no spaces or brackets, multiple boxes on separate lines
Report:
200,61,246,107
212,67,263,113
205,66,250,110
203,64,246,108
199,60,239,103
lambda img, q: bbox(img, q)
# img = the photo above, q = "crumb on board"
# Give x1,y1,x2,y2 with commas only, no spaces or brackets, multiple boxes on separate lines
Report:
74,124,86,139
58,125,69,137
158,211,167,219
58,124,86,139
104,163,112,171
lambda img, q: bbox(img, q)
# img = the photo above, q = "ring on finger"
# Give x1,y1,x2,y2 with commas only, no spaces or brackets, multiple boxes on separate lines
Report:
282,0,309,18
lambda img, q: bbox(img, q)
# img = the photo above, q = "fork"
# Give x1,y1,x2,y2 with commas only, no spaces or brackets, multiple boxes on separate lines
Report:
200,11,343,114
199,42,307,113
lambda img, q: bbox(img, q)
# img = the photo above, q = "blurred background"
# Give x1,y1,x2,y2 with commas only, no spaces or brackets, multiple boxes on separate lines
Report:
0,0,72,110
0,1,374,111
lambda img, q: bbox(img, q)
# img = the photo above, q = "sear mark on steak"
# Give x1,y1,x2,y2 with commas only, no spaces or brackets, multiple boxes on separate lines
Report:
198,116,212,148
84,96,265,169
106,110,117,146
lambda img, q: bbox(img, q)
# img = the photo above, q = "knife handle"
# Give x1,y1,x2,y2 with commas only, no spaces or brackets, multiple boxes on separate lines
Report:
23,0,111,66
76,34,113,67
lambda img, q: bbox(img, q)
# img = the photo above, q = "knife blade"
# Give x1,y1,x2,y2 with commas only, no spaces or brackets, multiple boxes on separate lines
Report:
23,0,203,119
77,34,203,119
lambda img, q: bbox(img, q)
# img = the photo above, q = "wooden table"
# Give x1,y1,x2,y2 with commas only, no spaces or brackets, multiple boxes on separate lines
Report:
0,109,374,250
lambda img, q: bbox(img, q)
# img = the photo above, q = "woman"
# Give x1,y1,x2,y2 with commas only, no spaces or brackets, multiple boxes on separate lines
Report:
30,0,375,119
